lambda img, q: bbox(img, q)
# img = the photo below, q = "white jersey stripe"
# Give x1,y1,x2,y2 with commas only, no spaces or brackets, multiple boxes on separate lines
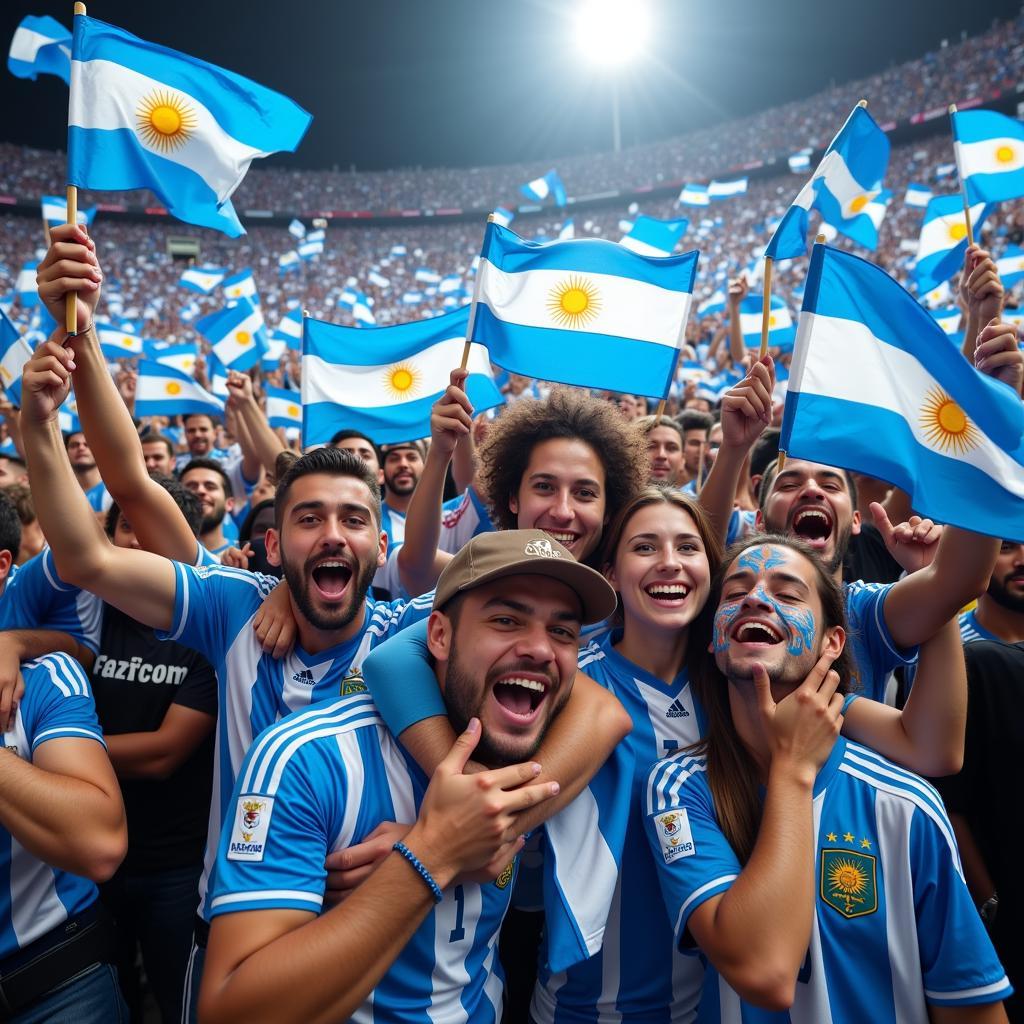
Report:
8,835,66,947
333,731,366,853
32,725,104,745
673,874,737,939
167,561,191,642
924,978,1012,1001
209,889,324,910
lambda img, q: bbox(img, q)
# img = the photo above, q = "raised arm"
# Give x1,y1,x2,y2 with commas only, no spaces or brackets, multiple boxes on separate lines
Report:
21,337,179,633
726,276,749,367
226,371,286,478
959,244,1003,362
396,370,469,596
35,223,199,564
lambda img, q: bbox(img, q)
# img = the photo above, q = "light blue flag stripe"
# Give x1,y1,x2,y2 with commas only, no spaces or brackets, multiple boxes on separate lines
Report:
8,15,71,84
953,109,1024,204
481,223,697,293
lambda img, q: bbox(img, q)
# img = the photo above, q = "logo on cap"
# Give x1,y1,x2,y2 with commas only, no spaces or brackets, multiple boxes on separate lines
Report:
524,538,562,559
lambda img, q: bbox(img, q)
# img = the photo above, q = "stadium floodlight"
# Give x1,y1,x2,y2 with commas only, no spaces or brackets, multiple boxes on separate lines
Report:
575,0,650,68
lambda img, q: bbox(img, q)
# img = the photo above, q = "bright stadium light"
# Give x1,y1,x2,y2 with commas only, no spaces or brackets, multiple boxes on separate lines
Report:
575,0,650,68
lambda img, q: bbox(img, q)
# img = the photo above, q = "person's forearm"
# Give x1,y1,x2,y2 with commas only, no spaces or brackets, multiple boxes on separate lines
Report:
2,628,94,668
962,310,980,362
704,762,816,1006
234,393,286,477
451,431,476,496
3,411,25,459
708,323,727,360
699,441,747,546
949,813,996,905
727,306,745,365
0,750,124,881
397,445,451,597
201,843,455,1024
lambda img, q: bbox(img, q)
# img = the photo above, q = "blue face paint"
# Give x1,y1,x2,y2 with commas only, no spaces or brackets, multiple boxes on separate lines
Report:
712,600,742,653
736,544,788,576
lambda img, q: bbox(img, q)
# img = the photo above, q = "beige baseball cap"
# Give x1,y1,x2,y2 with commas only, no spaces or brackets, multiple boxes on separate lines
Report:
433,529,617,625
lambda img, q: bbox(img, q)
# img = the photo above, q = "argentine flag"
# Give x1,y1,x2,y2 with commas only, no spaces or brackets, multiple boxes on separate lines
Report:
472,223,698,398
152,342,197,374
952,109,1024,204
136,360,224,418
0,310,32,406
915,194,993,292
278,251,300,274
272,308,304,351
738,294,796,350
368,270,390,289
620,216,688,258
698,290,727,317
67,15,311,237
9,15,71,84
288,218,306,239
298,238,323,260
767,105,890,261
199,301,266,371
709,178,748,199
492,207,516,228
222,270,258,302
41,194,95,229
558,219,575,241
996,245,1024,288
15,262,39,308
389,244,407,258
265,386,302,430
302,305,503,447
261,337,286,371
179,265,226,293
415,268,441,285
828,188,892,251
678,183,710,207
929,307,962,335
782,244,1024,540
95,320,144,357
904,182,933,208
521,169,567,207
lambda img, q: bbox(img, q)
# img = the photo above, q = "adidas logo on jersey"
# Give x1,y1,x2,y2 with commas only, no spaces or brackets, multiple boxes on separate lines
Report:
292,669,316,686
666,699,689,718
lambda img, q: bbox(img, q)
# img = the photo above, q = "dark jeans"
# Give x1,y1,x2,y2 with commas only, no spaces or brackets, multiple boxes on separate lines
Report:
11,963,127,1024
100,862,202,1024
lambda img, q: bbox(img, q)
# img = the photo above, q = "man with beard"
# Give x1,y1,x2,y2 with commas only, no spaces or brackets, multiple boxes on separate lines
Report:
66,429,111,512
180,458,235,560
636,414,686,486
959,539,1024,644
198,529,621,1023
379,440,425,548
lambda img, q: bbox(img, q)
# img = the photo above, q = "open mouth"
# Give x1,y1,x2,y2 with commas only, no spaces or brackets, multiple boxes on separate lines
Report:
311,559,353,601
730,618,784,647
791,507,833,547
644,582,691,605
492,675,548,722
543,530,580,549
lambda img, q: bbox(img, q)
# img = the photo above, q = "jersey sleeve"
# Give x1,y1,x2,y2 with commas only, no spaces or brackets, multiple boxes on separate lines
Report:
845,581,917,700
21,652,106,751
222,452,259,501
910,801,1012,1006
643,755,741,949
156,562,276,662
208,729,341,917
361,618,446,736
0,550,102,654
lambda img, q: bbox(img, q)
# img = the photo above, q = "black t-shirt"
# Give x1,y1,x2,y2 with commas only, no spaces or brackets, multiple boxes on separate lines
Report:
933,640,1024,1004
842,523,903,585
91,602,217,873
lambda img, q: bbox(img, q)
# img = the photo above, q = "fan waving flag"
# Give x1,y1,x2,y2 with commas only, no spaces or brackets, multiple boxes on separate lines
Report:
9,15,71,84
952,109,1024,204
135,360,224,417
781,243,1024,540
766,104,890,261
67,14,311,237
471,222,698,397
915,194,993,293
302,305,503,447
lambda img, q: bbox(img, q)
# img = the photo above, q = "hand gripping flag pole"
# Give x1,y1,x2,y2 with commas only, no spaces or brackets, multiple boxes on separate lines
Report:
65,1,87,335
948,104,976,247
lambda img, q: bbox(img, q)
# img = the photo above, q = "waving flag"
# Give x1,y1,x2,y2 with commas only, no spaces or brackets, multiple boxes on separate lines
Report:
152,342,197,374
302,306,502,447
709,178,748,199
389,244,407,258
738,293,796,350
298,237,323,260
41,194,95,229
265,386,302,429
199,300,266,371
915,194,993,292
95,319,144,357
136,360,224,417
67,14,311,237
678,184,710,207
222,270,258,302
179,265,226,293
415,268,441,285
401,291,423,306
996,245,1024,288
0,309,31,406
904,182,933,208
15,262,39,308
767,105,890,261
272,308,304,351
929,307,962,335
952,109,1024,204
620,216,688,258
288,218,305,239
9,15,71,84
492,207,516,228
558,219,575,241
827,188,892,251
260,337,286,371
782,244,1024,540
278,251,300,274
698,290,727,317
472,222,698,397
520,169,567,206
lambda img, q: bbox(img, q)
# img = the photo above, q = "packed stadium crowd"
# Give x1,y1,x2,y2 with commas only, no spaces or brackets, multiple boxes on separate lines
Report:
0,5,1023,1024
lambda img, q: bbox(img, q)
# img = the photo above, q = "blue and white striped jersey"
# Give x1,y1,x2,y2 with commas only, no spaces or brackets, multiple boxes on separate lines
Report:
0,549,102,655
380,501,407,549
959,608,998,644
210,694,511,1023
645,737,1012,1023
439,487,494,553
533,633,706,1024
843,581,916,704
157,561,434,919
0,653,106,960
84,479,112,513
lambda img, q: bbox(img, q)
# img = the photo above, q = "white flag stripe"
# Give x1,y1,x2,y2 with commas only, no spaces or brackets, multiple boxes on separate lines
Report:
917,202,987,260
10,26,60,63
619,236,673,258
70,59,266,202
793,312,1024,496
303,339,491,409
955,137,1024,177
739,308,793,335
477,259,691,349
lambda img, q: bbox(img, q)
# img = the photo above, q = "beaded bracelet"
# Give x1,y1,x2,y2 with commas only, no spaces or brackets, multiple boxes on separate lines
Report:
393,841,443,904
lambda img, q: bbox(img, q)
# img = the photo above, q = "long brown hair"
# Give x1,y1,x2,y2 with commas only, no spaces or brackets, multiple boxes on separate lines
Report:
687,533,854,864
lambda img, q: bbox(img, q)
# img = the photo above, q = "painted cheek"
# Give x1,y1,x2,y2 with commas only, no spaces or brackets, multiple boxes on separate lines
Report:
712,602,742,652
777,605,816,656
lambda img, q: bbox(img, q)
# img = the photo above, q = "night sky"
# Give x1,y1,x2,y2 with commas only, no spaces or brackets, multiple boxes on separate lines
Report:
2,0,1019,172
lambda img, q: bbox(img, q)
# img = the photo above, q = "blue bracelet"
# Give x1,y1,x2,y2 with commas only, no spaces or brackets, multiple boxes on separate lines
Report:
393,841,443,904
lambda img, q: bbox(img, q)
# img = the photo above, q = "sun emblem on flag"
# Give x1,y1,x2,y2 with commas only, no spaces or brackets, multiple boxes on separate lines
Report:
287,404,300,418
946,220,968,243
383,362,420,400
164,381,182,396
768,313,778,329
847,194,870,214
120,336,134,348
136,90,198,153
994,142,1019,164
235,331,252,347
547,275,601,329
920,386,980,455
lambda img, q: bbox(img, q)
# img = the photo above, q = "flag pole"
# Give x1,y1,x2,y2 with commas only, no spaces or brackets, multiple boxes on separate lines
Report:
65,1,87,334
948,104,975,247
460,213,494,371
758,256,773,358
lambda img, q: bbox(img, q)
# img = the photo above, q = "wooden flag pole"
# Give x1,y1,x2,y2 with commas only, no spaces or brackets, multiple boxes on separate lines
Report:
460,213,494,371
758,256,774,358
654,399,665,423
65,2,87,334
948,104,975,247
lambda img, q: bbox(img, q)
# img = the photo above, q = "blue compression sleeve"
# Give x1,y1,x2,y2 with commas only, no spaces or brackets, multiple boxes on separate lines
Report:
361,618,447,735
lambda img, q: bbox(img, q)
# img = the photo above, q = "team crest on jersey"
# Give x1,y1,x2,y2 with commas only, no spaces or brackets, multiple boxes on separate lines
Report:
340,668,367,696
652,808,695,863
494,861,515,890
820,848,878,918
228,796,275,862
